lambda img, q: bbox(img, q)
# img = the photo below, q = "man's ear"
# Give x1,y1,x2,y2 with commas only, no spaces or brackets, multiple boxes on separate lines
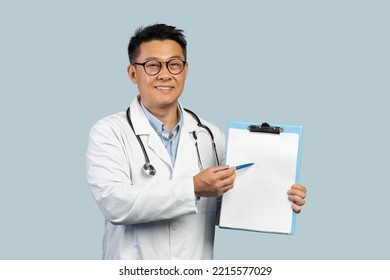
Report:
183,62,189,79
127,64,137,84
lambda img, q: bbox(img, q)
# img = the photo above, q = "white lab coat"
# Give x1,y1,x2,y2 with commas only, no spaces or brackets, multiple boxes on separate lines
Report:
86,97,225,259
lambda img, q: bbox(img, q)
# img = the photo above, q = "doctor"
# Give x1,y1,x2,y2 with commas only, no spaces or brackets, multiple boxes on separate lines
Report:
86,23,307,260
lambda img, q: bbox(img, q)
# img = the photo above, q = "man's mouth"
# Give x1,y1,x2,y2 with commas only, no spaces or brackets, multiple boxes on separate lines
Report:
155,86,173,90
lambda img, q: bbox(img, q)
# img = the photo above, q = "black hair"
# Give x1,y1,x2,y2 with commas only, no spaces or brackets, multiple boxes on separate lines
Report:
128,23,187,63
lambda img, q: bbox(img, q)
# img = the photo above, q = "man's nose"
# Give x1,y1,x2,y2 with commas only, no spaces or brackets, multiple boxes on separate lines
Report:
157,64,172,80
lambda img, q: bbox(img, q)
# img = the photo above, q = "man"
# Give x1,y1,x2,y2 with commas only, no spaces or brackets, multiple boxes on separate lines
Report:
86,23,306,260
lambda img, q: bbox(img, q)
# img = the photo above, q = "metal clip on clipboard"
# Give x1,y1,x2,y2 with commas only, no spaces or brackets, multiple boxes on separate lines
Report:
247,123,284,134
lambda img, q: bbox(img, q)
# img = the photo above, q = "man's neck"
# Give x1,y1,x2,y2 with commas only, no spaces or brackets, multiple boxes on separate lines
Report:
141,101,179,135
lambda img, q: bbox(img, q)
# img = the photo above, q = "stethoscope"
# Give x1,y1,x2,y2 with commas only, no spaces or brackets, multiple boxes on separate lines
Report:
126,107,220,176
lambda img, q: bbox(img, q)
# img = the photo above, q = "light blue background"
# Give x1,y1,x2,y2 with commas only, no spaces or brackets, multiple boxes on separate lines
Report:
1,0,389,259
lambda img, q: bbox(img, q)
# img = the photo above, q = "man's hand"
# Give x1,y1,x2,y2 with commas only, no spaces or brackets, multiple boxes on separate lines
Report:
287,184,307,213
193,166,236,197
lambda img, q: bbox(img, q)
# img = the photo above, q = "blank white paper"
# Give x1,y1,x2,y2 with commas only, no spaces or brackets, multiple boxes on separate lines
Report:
219,127,300,234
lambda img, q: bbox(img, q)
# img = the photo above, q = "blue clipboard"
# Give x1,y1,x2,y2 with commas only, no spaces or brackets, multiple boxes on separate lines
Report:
219,120,303,235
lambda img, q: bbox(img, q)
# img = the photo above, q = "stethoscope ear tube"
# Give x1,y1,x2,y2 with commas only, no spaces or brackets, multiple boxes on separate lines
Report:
184,108,220,166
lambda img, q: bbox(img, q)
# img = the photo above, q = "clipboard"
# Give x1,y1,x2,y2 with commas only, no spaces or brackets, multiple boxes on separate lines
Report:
219,121,303,235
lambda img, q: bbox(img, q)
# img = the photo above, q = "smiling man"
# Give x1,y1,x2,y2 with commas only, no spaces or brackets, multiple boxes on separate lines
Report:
128,39,188,135
86,24,307,260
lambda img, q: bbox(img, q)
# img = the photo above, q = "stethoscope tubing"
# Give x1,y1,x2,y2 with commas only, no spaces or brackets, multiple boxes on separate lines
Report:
126,107,157,176
126,107,219,176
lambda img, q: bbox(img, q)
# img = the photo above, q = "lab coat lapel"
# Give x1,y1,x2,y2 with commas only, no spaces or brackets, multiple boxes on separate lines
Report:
146,134,172,168
129,98,172,168
172,111,198,178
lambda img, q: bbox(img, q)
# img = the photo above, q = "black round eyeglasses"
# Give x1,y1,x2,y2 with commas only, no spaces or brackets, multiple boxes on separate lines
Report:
132,59,187,76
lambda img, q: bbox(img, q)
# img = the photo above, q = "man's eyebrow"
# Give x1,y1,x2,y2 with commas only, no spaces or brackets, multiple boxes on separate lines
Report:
144,55,184,61
144,56,159,61
169,55,184,60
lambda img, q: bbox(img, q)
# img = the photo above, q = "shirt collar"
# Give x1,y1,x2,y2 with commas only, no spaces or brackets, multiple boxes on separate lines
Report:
140,100,183,139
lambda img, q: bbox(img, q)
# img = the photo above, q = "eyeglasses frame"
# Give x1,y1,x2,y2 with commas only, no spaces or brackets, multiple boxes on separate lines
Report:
132,59,187,76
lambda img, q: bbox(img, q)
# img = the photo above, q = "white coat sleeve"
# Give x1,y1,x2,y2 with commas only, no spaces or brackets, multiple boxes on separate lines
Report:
86,118,197,225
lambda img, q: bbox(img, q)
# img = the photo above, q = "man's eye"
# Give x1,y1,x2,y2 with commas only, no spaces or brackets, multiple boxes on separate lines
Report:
169,63,181,69
146,63,160,68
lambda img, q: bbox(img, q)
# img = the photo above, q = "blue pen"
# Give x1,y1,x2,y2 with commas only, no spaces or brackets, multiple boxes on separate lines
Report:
235,162,255,170
216,162,254,172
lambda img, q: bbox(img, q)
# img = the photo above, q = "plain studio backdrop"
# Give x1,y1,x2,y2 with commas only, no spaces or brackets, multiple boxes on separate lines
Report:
1,0,389,259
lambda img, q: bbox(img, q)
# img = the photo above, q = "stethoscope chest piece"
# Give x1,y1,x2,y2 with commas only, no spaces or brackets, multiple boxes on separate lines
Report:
143,162,156,176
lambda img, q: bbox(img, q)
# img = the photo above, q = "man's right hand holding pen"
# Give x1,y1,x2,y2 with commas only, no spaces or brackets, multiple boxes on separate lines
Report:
193,163,254,197
193,165,236,197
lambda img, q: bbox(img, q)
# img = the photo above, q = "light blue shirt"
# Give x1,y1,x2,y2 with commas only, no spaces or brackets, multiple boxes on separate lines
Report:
140,101,183,167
